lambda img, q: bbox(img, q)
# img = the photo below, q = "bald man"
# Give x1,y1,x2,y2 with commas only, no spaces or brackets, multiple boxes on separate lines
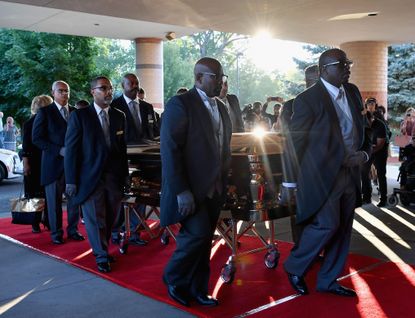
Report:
160,57,232,307
282,49,371,297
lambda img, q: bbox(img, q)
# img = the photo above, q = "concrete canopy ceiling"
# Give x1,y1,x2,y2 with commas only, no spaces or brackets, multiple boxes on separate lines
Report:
1,0,414,45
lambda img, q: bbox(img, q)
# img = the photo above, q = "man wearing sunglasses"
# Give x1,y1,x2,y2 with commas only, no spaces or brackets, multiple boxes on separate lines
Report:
160,57,232,307
32,80,84,245
282,48,371,297
64,76,128,273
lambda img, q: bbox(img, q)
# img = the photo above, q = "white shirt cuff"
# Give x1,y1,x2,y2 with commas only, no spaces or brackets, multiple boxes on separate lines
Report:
282,182,297,188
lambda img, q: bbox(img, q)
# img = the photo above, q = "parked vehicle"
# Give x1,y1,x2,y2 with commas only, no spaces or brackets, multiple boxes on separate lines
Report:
0,148,23,183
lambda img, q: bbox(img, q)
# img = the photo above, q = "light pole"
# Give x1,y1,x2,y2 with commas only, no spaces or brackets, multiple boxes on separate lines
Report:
236,52,243,98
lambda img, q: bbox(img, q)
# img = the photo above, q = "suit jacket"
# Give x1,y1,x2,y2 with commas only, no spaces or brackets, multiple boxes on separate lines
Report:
111,95,159,144
64,105,129,206
226,94,244,132
21,115,43,197
160,87,232,226
32,102,73,186
288,80,371,223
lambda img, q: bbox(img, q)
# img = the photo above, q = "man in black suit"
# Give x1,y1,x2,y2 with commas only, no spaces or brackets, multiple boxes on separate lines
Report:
111,73,159,246
64,76,128,273
280,64,319,243
218,80,244,132
111,73,159,144
161,57,232,307
282,49,371,297
32,81,83,244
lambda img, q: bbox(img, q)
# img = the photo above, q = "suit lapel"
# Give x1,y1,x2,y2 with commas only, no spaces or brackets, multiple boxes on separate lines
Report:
88,104,107,147
344,85,364,145
316,81,344,141
51,102,67,126
189,88,217,152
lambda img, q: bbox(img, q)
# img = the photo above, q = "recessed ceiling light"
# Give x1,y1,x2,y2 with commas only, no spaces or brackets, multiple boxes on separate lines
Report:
329,12,379,21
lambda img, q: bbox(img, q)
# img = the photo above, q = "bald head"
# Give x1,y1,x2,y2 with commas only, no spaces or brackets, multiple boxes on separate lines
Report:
121,73,139,99
319,48,351,87
194,57,224,97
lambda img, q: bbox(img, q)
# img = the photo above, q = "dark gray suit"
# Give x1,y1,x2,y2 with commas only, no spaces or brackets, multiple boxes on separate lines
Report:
32,102,79,240
65,105,128,263
283,80,371,290
161,87,232,296
222,94,244,133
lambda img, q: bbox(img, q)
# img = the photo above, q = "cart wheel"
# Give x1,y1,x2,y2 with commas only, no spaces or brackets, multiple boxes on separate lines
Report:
119,243,129,254
161,232,170,245
387,194,398,207
264,249,280,269
400,194,411,206
220,264,235,284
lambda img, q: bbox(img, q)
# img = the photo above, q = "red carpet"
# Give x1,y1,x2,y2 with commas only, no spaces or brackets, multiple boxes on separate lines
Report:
1,217,414,318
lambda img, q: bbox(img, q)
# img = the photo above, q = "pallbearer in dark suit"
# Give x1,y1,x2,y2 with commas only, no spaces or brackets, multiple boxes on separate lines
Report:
282,49,371,297
64,76,128,273
111,73,159,144
32,81,83,244
161,57,232,307
218,80,244,132
111,73,159,246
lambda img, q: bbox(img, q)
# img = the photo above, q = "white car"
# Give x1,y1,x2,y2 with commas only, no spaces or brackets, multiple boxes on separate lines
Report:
0,148,23,183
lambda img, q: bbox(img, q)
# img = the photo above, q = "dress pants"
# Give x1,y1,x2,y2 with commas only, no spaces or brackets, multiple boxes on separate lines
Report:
45,174,79,240
361,157,374,201
164,193,221,297
81,173,122,263
284,167,356,291
373,153,388,202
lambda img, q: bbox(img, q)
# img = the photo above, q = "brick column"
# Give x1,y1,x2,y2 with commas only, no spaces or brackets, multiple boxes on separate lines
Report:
135,38,163,111
340,41,388,109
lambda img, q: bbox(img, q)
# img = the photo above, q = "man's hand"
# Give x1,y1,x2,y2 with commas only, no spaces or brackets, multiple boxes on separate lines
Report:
343,151,367,167
59,147,65,157
279,185,296,207
22,158,31,176
65,184,77,197
177,190,195,217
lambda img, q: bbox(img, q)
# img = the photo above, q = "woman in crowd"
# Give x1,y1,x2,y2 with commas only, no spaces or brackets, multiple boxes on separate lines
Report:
21,95,53,233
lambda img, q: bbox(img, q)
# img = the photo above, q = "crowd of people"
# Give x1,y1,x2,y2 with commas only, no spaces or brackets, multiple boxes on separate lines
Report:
2,46,411,308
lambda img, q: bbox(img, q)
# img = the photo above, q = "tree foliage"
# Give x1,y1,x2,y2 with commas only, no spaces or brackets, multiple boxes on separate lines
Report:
0,29,128,126
388,44,415,121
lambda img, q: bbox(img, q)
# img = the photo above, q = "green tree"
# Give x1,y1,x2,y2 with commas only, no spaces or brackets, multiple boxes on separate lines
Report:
292,44,331,70
0,29,126,126
163,40,195,102
388,43,415,123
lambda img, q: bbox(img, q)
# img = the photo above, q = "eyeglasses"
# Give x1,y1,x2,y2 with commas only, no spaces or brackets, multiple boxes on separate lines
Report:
201,72,228,82
322,59,353,69
56,89,69,94
92,86,114,92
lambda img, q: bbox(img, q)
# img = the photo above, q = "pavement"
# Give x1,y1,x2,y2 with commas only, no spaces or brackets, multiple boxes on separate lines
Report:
0,163,414,318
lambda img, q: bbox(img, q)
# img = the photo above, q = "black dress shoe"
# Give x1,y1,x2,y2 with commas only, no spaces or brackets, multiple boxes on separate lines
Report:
129,236,148,246
377,201,386,207
286,272,309,295
194,294,218,307
362,198,372,205
97,262,111,273
325,285,357,297
52,237,64,245
166,284,190,307
32,224,41,233
69,232,85,241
